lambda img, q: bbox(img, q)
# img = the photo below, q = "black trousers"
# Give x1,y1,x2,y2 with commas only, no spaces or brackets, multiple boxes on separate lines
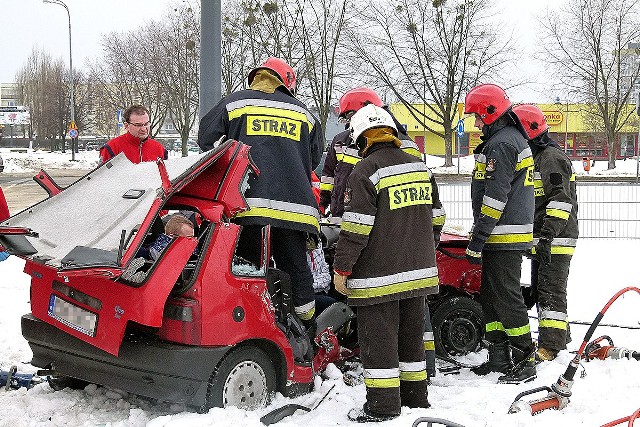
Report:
531,255,572,351
480,250,532,351
358,297,428,415
236,225,315,318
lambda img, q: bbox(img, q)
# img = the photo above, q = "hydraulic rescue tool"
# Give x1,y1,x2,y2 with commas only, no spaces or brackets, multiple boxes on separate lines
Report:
583,335,640,362
508,286,640,415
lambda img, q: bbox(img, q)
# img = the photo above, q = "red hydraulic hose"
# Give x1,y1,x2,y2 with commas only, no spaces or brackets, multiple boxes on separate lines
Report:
600,407,640,427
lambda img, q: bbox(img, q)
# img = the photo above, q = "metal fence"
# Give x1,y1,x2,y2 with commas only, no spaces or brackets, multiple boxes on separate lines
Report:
438,180,640,239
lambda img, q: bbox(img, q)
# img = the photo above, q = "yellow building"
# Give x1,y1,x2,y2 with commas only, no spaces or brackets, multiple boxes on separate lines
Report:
389,102,639,160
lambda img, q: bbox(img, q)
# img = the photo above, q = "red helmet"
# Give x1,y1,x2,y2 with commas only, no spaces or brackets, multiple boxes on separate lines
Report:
464,83,511,125
338,87,384,118
512,104,549,140
248,57,297,95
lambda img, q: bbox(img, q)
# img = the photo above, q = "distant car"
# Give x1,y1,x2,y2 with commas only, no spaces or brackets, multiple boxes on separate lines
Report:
0,154,4,173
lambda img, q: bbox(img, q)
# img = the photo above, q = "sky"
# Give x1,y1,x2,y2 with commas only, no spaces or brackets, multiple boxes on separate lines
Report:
1,148,640,425
1,0,561,103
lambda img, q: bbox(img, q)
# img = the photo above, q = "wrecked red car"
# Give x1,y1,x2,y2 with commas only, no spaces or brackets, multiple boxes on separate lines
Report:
0,140,357,411
0,140,483,411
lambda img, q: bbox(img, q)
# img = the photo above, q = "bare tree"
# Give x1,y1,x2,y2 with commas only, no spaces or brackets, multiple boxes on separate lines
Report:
543,0,640,169
152,3,200,156
16,48,70,149
95,25,170,138
295,0,352,130
349,0,515,166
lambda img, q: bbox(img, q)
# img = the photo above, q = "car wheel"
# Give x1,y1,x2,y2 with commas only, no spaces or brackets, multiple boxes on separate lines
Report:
431,296,484,357
203,346,276,411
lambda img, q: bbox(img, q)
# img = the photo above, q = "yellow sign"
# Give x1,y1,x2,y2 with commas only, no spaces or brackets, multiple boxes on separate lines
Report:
68,121,78,131
388,182,432,210
543,111,563,126
247,115,301,141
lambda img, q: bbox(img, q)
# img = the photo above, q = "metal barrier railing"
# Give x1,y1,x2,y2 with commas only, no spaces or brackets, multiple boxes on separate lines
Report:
437,180,640,239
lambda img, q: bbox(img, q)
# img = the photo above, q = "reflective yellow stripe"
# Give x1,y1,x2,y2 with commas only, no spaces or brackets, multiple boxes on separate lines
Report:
486,233,533,243
341,222,373,236
349,277,439,299
486,321,505,332
481,205,502,220
235,207,320,231
375,171,431,192
506,324,531,337
402,147,422,158
570,173,576,181
539,319,567,330
546,208,570,220
364,378,400,388
515,156,534,171
432,216,446,226
320,183,333,191
551,246,575,255
424,341,435,351
400,370,427,381
336,153,360,165
228,105,313,131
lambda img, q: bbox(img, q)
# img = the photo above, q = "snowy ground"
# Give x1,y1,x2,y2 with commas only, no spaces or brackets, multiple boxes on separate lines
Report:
2,146,640,177
1,148,640,426
1,242,640,427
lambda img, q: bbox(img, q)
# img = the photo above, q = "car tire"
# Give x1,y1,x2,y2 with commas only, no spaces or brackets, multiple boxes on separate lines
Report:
431,296,484,357
202,346,276,411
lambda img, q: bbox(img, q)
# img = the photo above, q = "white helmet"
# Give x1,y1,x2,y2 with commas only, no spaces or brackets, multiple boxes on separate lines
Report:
349,104,397,145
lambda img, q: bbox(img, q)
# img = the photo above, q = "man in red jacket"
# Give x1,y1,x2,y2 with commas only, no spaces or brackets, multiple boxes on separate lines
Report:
99,105,168,164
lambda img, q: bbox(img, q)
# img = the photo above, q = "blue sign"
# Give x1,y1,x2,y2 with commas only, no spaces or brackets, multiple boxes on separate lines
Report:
456,119,465,137
117,109,124,123
68,129,78,139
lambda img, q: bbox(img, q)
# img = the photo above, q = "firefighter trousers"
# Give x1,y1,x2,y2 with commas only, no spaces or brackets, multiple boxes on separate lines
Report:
357,296,429,415
531,255,572,351
236,225,316,320
480,250,533,352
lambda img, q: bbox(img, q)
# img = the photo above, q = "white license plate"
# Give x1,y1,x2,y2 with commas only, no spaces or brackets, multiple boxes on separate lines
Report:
48,294,98,337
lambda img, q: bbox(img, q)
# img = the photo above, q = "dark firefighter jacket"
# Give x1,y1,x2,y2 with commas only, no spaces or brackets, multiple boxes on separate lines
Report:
99,132,168,164
333,141,443,307
320,123,424,218
198,86,324,234
469,112,534,252
530,133,579,254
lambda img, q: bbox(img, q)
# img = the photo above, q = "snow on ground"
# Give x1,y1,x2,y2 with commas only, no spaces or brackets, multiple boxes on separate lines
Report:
0,147,190,174
1,240,640,427
2,146,640,177
1,147,640,426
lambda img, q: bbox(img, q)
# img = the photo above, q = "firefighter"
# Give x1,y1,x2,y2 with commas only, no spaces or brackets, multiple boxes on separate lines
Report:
198,57,323,334
464,83,536,384
320,87,442,377
332,104,443,422
513,104,578,362
320,87,427,219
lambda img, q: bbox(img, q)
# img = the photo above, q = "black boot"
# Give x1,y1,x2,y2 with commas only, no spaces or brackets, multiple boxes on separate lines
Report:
347,404,400,423
498,344,537,384
471,341,513,376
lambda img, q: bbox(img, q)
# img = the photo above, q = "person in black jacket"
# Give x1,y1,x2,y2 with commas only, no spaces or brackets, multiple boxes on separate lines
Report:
464,83,536,384
513,104,578,362
198,57,323,334
333,104,443,422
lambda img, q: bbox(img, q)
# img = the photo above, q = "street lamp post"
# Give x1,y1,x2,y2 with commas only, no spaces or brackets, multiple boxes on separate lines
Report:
43,0,76,161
